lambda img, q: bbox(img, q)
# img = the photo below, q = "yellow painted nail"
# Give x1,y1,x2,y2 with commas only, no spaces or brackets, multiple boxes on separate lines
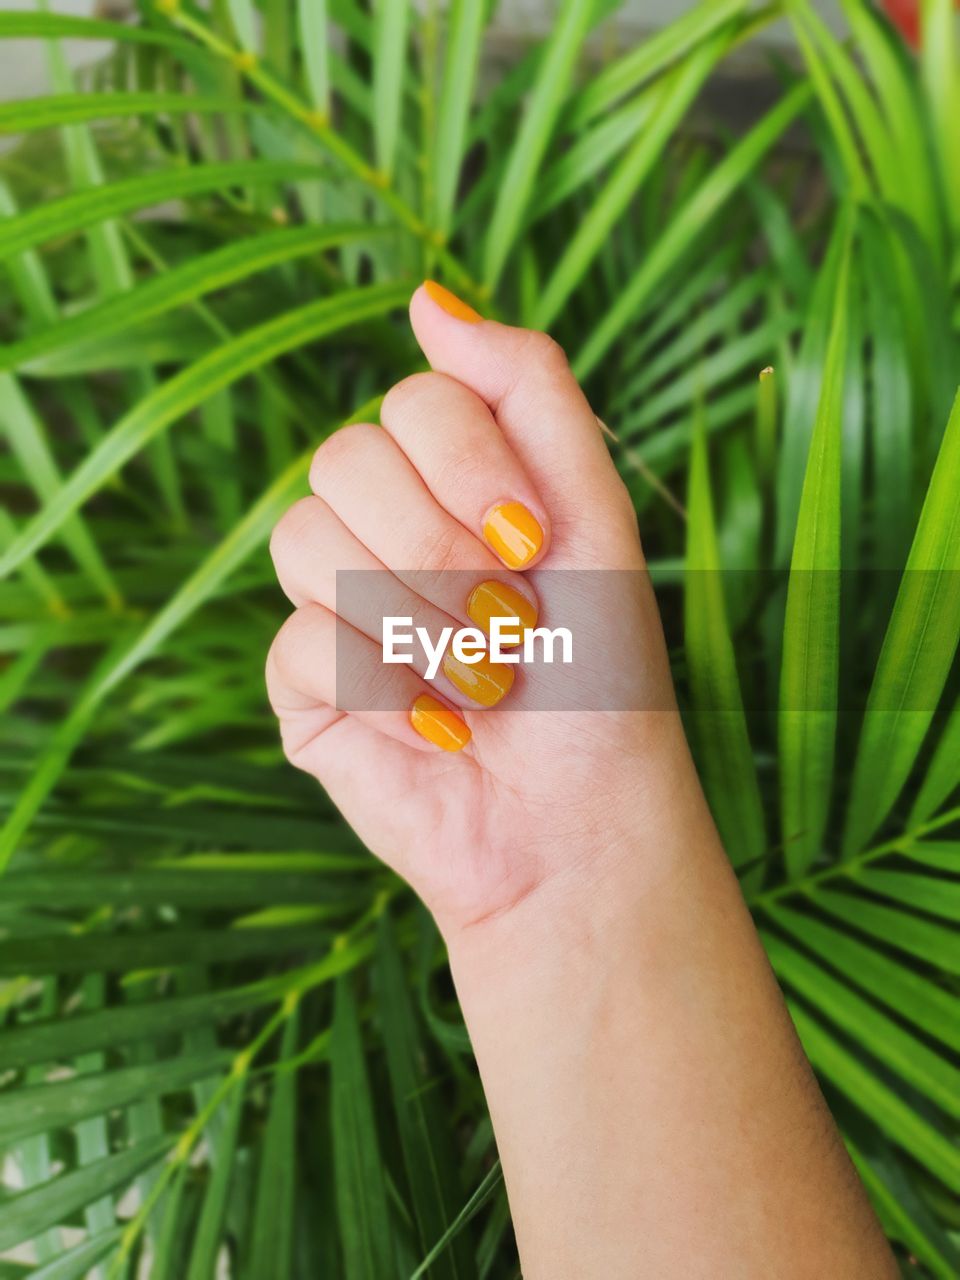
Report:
482,502,544,569
423,279,483,324
410,694,471,752
466,580,538,646
442,650,515,707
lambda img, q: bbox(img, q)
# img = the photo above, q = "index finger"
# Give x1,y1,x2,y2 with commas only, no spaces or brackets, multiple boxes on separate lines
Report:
409,281,628,565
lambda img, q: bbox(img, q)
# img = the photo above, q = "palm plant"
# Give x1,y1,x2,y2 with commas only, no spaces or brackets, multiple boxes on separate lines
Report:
0,0,957,1275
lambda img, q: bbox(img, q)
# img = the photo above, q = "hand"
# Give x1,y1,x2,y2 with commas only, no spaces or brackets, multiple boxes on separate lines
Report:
267,281,708,937
267,284,895,1278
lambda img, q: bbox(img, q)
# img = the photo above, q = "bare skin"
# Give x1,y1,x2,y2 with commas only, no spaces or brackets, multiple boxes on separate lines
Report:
267,283,896,1279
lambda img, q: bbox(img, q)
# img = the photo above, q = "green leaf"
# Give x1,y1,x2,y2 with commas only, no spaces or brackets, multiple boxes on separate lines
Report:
852,869,960,922
0,976,285,1071
0,289,402,583
745,176,814,306
331,975,394,1279
614,266,773,410
764,931,959,1118
150,1161,191,1280
529,87,659,222
778,220,852,875
0,925,328,976
0,11,196,50
0,1056,230,1147
843,0,943,248
785,0,873,199
533,31,729,329
482,0,597,289
299,0,330,111
788,1001,960,1192
376,912,475,1280
573,80,812,380
842,389,960,856
910,697,960,824
767,900,960,1052
0,178,57,324
617,236,748,373
921,0,960,239
0,393,379,869
618,315,796,438
372,0,410,180
813,890,960,973
226,0,258,50
848,1138,960,1280
774,216,850,562
0,161,317,264
185,1084,245,1280
0,375,119,606
860,212,912,571
248,1007,300,1277
431,0,485,235
0,1136,172,1252
410,1162,503,1280
685,402,766,883
0,864,357,908
1,224,383,376
564,0,748,126
0,92,237,135
29,1229,124,1280
899,841,960,873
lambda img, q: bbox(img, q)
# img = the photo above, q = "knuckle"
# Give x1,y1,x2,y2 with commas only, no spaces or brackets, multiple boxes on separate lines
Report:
309,422,379,493
496,330,571,411
360,657,398,710
266,609,304,690
269,495,317,568
380,371,456,435
410,519,467,577
277,721,311,772
267,603,326,691
519,328,569,374
405,591,441,642
402,521,470,603
430,437,490,497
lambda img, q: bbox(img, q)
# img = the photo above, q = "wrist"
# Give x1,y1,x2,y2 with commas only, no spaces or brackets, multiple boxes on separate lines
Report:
442,753,728,987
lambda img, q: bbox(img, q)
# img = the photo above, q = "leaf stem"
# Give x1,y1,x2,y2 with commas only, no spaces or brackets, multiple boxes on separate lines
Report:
751,804,960,909
107,998,288,1278
106,900,388,1275
158,4,485,303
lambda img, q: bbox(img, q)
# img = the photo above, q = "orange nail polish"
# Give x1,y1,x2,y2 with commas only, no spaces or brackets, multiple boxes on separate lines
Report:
482,502,544,569
410,694,471,751
442,650,515,707
466,580,538,646
423,279,483,324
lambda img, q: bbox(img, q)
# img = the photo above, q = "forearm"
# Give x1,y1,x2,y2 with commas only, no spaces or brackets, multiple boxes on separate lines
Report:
446,770,895,1279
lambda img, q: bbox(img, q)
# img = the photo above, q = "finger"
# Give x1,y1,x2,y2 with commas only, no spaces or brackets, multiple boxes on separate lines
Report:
409,281,637,566
266,601,472,753
380,370,550,570
309,422,540,641
270,495,516,710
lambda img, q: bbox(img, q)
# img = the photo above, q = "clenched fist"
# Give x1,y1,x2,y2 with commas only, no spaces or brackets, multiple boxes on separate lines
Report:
266,281,704,936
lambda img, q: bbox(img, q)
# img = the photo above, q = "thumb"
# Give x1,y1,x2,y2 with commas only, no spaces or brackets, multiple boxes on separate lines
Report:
409,281,621,534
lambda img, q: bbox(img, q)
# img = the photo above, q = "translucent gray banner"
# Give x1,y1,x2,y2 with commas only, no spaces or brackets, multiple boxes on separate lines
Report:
333,568,960,713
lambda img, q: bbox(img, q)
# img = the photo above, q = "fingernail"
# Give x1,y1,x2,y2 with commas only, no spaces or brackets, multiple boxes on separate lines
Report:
423,279,483,324
482,502,544,569
442,650,515,707
467,580,538,645
410,694,471,751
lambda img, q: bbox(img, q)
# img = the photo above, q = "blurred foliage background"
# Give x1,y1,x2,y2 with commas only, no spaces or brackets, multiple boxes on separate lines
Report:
0,0,958,1275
